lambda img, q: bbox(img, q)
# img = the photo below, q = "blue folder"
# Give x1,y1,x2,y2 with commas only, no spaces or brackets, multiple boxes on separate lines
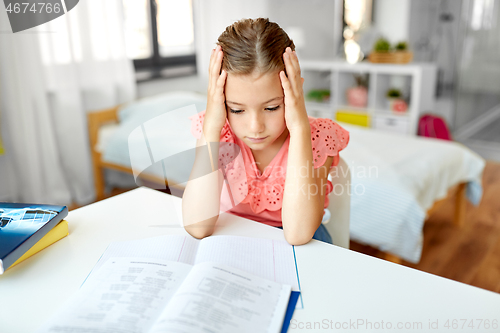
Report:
281,291,300,333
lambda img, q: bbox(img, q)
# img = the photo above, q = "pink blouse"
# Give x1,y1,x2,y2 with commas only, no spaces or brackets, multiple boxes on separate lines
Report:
189,111,349,227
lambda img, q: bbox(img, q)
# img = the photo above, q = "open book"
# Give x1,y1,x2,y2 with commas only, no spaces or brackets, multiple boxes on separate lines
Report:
37,235,302,333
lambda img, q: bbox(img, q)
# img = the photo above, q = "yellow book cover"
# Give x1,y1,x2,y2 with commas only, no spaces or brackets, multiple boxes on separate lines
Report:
10,220,69,268
336,110,370,127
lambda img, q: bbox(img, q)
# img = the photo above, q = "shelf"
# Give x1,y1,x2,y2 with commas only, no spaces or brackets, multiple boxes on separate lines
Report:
373,110,411,118
335,106,409,117
300,59,437,75
374,74,412,111
372,116,409,135
335,106,371,114
305,101,332,118
306,100,332,110
300,60,437,135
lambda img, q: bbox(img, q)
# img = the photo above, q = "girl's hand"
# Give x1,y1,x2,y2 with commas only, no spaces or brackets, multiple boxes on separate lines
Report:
279,47,309,134
204,45,228,137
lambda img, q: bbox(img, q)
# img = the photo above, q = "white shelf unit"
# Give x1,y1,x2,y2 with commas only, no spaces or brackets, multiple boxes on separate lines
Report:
300,60,437,135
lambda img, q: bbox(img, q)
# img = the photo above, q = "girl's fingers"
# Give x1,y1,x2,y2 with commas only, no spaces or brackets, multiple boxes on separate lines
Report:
208,46,217,75
292,50,301,74
215,69,227,96
283,50,294,84
284,48,299,74
208,48,216,90
288,49,300,74
209,46,223,89
210,48,219,86
279,70,293,97
283,49,300,95
209,45,221,70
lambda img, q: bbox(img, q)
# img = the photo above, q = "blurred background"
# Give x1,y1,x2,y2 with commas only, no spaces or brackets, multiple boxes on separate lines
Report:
1,0,499,204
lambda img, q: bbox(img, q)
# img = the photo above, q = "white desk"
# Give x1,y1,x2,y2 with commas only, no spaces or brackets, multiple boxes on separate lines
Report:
1,187,499,333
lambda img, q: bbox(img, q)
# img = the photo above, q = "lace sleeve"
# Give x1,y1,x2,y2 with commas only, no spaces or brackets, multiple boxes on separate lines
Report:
189,110,234,141
188,110,236,169
310,117,349,168
189,110,206,139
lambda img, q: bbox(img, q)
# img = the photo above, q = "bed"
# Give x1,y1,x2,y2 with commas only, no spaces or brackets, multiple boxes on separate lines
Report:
88,91,486,264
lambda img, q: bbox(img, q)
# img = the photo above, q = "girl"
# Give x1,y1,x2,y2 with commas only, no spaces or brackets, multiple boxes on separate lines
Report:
182,18,349,245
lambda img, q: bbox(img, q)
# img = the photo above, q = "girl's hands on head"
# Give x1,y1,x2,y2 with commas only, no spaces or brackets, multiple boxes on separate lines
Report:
279,47,310,134
204,45,228,138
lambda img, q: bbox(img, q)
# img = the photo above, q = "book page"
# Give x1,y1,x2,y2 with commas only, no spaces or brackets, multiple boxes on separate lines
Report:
150,262,291,333
36,258,192,333
87,235,199,280
194,235,300,291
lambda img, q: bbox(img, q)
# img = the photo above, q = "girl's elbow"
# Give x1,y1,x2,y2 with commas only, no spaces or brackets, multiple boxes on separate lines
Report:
285,235,312,246
282,214,323,246
187,229,213,239
182,216,218,239
184,225,214,239
283,229,314,246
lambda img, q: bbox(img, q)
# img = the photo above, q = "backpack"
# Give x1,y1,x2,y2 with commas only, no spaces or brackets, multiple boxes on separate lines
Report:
418,114,452,141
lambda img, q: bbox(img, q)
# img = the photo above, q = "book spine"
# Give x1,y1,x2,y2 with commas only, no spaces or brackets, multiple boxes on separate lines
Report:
10,220,69,268
1,206,68,272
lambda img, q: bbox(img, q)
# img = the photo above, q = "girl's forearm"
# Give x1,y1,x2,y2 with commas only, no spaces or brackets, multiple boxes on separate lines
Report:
182,131,223,238
282,127,324,245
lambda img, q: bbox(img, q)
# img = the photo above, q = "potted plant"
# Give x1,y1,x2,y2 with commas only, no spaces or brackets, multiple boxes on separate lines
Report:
387,88,401,99
346,74,368,108
306,89,330,103
386,88,408,113
395,41,408,52
374,38,391,53
369,38,413,64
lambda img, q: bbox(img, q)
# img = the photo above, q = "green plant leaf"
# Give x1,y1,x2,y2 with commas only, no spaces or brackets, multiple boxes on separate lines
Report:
395,41,408,51
373,38,391,52
386,88,401,98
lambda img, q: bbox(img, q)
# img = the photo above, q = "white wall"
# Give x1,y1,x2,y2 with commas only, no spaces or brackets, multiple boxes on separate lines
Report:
267,0,339,59
139,0,343,98
374,0,410,44
194,0,269,81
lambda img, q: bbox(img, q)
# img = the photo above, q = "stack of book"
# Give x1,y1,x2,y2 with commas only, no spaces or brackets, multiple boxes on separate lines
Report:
0,202,68,274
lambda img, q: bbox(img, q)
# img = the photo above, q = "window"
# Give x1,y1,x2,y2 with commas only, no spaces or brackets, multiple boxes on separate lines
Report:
470,0,495,31
122,0,196,81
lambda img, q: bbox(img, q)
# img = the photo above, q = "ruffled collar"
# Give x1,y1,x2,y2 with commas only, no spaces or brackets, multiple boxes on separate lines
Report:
223,134,289,214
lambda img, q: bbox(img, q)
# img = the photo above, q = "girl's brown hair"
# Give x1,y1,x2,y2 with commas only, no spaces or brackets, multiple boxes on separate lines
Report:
217,18,295,75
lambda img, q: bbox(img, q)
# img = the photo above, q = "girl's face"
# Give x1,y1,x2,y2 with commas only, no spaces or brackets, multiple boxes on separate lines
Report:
225,71,288,151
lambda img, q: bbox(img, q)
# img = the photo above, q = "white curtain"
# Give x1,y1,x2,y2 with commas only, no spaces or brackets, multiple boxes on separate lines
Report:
0,0,136,205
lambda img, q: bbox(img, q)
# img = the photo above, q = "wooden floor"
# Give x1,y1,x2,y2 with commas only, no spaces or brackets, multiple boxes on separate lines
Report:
350,161,500,294
79,162,500,294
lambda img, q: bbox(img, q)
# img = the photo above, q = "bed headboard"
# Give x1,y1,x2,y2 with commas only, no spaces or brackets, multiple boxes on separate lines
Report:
87,106,120,157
